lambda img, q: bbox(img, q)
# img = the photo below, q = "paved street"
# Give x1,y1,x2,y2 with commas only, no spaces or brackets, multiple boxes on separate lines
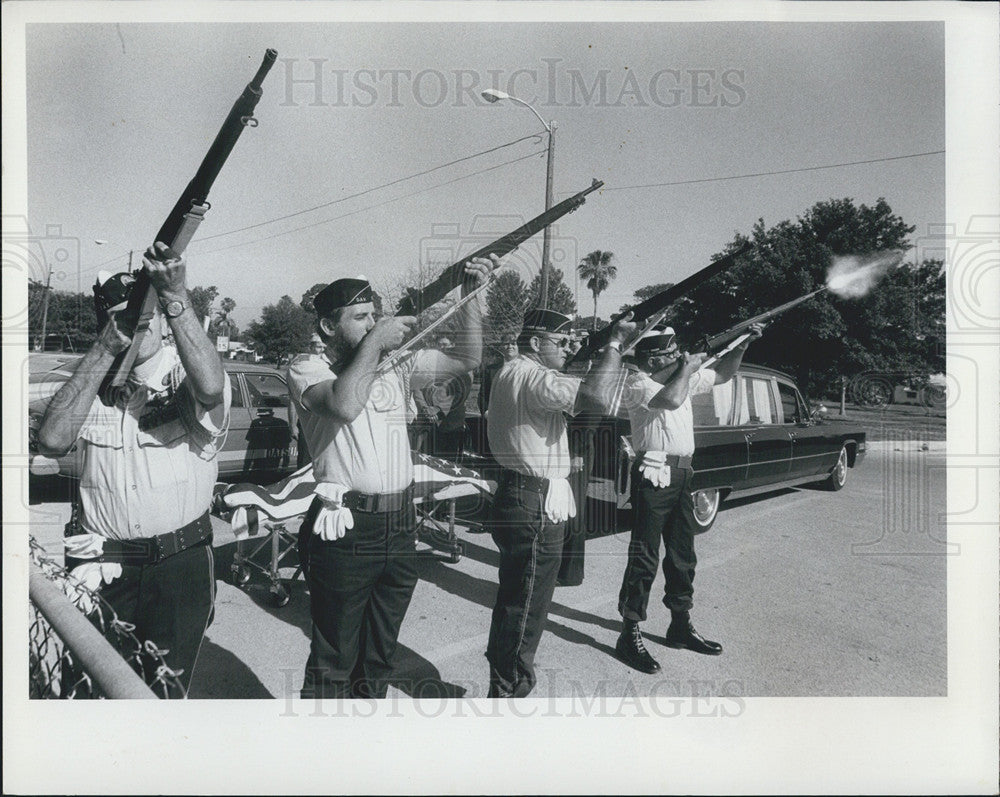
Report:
28,445,947,701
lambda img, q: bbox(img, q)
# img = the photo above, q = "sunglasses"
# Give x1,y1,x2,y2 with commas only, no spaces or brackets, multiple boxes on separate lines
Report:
539,334,573,350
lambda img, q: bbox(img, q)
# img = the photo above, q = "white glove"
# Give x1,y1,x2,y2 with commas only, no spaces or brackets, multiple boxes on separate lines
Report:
639,452,671,488
64,533,107,560
64,562,123,614
543,478,576,524
313,483,355,542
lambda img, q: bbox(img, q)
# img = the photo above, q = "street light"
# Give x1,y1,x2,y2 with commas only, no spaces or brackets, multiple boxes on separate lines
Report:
481,89,557,308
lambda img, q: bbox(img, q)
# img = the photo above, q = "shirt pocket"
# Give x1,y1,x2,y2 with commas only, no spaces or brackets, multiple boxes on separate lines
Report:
369,373,405,413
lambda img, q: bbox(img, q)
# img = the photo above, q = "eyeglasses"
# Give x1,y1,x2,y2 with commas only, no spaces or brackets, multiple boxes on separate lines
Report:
539,335,572,350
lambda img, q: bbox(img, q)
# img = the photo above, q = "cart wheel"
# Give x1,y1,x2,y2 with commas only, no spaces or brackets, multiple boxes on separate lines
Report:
231,564,251,586
271,584,290,607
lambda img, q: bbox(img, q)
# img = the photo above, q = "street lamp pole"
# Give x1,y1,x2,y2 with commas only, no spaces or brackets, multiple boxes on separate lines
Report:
539,119,556,308
481,89,556,308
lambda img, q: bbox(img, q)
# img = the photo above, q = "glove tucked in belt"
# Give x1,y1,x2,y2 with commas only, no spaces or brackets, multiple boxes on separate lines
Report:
543,478,576,524
638,451,692,488
313,483,354,541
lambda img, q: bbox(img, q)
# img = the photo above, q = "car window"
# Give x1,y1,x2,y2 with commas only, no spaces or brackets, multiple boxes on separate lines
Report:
692,379,735,426
777,381,800,424
737,376,776,424
229,375,245,408
245,373,290,408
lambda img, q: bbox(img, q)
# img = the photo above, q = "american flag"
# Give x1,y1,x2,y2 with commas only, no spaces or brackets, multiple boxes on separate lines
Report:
216,453,495,538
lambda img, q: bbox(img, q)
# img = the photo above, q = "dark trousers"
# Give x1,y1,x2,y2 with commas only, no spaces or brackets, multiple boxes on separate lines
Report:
486,477,565,697
88,541,215,698
618,466,698,622
300,496,419,699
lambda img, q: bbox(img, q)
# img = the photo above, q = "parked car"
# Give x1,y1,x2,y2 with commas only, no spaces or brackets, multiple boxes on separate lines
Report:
466,363,866,532
28,354,299,483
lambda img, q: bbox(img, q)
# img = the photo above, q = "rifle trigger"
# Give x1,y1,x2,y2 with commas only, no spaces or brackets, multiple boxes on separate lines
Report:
241,115,259,128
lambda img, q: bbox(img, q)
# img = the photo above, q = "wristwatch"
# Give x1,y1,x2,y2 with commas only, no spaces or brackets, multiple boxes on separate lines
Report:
161,298,187,319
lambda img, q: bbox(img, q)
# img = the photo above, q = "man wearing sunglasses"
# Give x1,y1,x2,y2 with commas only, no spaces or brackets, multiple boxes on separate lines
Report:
614,324,762,674
484,307,636,698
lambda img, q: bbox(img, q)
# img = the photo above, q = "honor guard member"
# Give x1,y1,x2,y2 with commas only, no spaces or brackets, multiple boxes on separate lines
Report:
37,244,230,697
288,258,494,699
614,324,762,673
485,308,636,697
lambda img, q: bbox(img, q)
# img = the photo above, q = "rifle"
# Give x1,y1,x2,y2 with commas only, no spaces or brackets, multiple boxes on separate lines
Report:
395,179,604,317
569,243,751,364
695,286,827,369
376,179,604,374
106,49,278,388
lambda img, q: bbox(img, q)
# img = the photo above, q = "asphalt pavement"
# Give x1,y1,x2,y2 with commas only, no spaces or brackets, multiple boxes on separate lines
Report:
27,445,947,701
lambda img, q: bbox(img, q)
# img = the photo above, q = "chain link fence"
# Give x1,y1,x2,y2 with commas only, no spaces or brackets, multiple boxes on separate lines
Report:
28,536,187,699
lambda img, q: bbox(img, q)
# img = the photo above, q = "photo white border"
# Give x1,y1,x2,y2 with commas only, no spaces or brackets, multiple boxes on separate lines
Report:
3,2,997,794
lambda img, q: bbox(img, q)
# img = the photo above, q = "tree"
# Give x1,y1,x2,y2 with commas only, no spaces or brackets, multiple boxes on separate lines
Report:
657,197,940,398
577,250,617,330
486,269,529,344
300,283,328,315
246,296,315,364
28,281,97,349
525,267,576,317
211,296,238,340
188,285,218,326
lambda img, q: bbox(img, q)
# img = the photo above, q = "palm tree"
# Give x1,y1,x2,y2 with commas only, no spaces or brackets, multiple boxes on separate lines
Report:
577,250,617,330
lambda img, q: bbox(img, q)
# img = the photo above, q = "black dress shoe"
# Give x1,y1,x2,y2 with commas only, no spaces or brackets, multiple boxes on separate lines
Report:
615,621,661,674
664,619,723,656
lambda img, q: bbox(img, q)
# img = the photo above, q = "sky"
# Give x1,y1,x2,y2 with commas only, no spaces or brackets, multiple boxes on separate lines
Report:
24,19,944,330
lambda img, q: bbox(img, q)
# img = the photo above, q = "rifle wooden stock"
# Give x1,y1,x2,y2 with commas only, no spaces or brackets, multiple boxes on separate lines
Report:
107,49,277,388
395,179,604,317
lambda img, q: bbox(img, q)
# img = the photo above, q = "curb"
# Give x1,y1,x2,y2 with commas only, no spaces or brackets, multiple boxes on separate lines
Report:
863,440,946,453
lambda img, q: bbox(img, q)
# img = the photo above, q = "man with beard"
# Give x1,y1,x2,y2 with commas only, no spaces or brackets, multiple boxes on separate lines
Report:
288,256,496,699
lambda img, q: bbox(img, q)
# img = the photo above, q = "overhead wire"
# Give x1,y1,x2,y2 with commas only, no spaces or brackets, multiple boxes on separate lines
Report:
192,132,544,243
598,150,945,193
194,147,546,257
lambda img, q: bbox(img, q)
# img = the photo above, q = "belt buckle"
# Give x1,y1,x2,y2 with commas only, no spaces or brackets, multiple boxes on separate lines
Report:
367,493,379,513
155,531,181,561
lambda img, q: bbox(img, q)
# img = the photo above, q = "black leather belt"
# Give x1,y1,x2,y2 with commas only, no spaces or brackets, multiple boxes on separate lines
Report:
341,484,414,514
66,513,213,567
636,453,693,470
499,467,550,494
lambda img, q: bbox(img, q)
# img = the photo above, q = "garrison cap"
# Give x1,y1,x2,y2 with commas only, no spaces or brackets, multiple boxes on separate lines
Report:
313,278,374,317
521,308,574,336
94,270,138,326
634,325,677,357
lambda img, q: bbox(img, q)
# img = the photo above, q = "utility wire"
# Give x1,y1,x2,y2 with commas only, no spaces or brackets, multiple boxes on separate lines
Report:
192,132,543,244
194,148,546,257
599,150,945,193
